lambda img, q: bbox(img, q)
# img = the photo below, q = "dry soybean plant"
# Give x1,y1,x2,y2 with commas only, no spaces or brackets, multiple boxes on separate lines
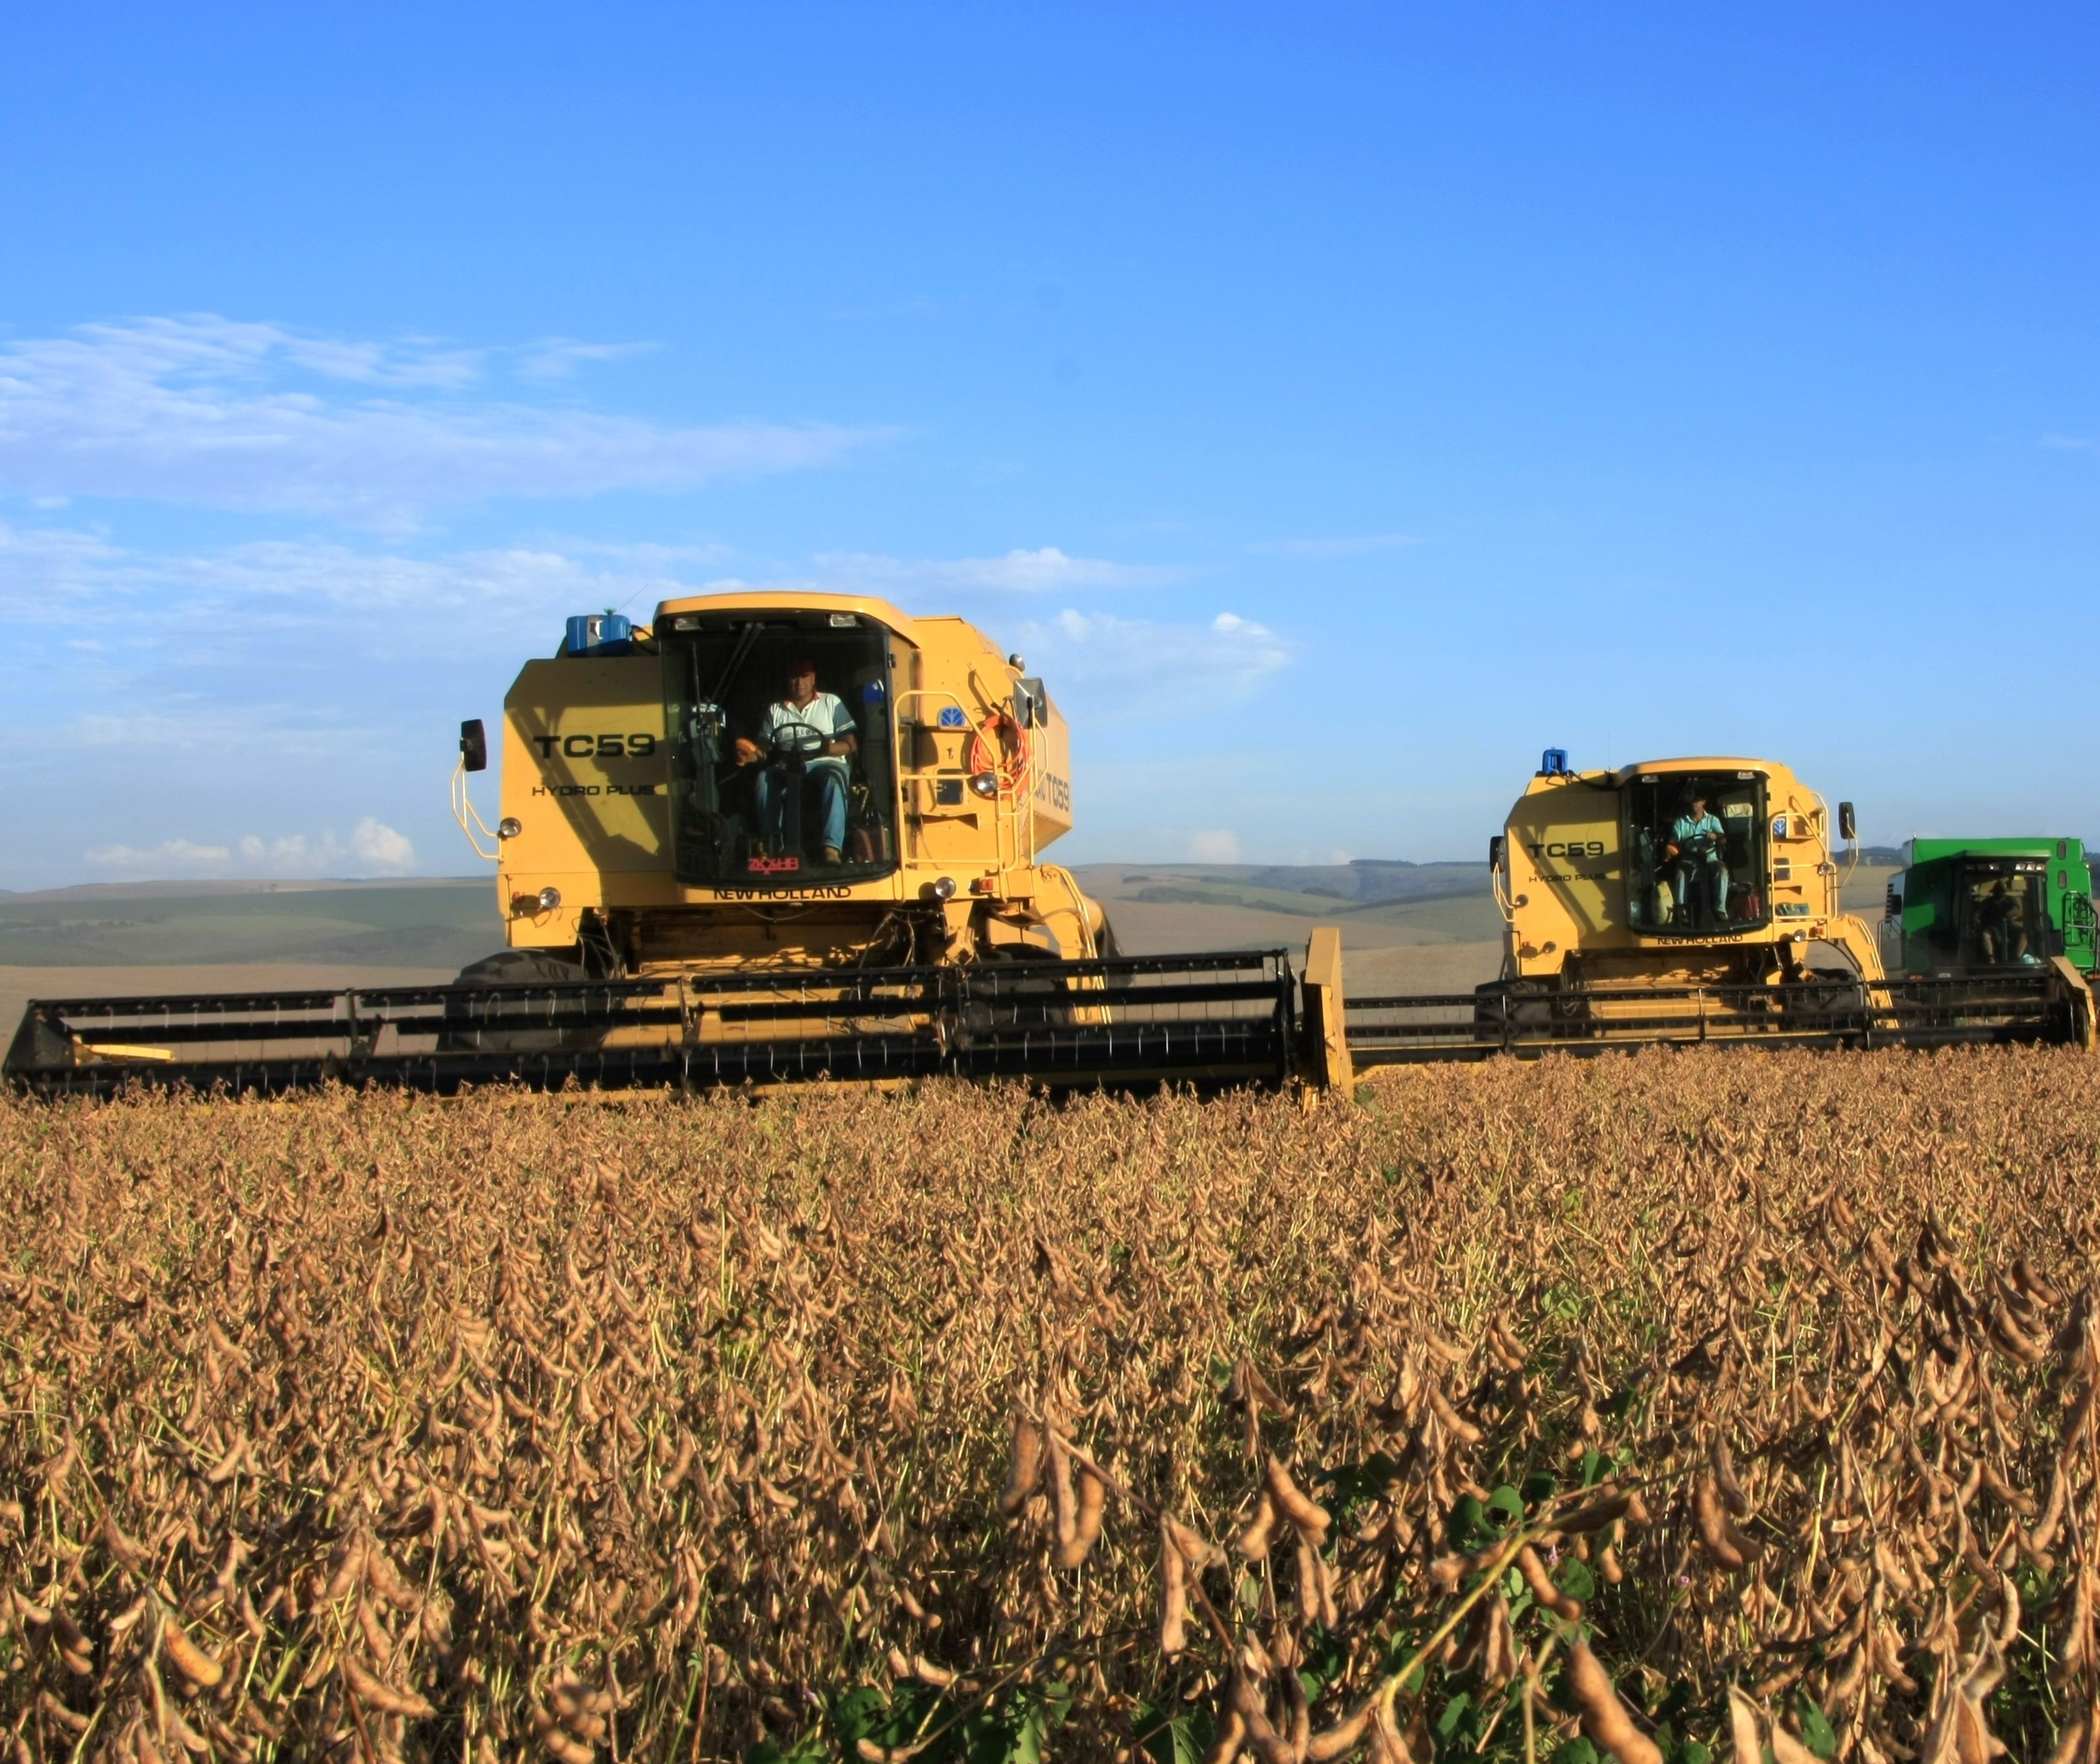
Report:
1,1045,2098,1762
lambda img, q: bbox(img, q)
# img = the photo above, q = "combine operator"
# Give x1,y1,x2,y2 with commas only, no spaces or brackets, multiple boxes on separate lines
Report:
1976,879,2032,966
733,657,859,866
1665,789,1731,931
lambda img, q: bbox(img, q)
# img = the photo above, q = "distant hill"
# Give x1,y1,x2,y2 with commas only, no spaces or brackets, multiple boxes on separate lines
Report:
0,879,506,969
1074,853,1895,940
0,853,1908,977
5,877,488,901
1098,860,1488,913
1236,860,1489,908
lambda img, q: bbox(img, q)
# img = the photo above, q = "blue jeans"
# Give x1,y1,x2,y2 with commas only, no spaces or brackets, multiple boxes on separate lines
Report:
1674,857,1730,926
755,762,847,856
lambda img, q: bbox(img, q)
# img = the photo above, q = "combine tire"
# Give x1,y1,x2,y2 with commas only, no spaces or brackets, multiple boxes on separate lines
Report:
440,950,601,1054
454,950,591,987
1784,969,1869,1042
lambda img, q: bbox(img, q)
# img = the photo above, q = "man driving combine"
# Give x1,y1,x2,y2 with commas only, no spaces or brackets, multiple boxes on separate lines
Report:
1976,879,2030,965
1665,791,1730,930
733,658,858,864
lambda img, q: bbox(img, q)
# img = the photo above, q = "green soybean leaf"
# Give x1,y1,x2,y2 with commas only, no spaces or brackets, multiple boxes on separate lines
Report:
828,1686,889,1748
1136,1701,1207,1764
1434,1692,1473,1740
1793,1693,1839,1760
1451,1493,1489,1550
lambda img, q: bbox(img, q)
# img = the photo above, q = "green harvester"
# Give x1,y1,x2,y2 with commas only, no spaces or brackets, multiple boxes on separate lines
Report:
1886,838,2098,979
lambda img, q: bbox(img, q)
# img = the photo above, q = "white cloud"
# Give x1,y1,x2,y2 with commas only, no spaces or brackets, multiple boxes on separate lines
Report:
0,315,878,526
1255,533,1418,559
152,537,685,613
0,519,1287,801
561,537,733,568
0,522,125,607
1186,829,1242,863
56,708,349,761
516,339,659,380
814,545,1184,592
0,524,1180,652
1022,607,1291,710
84,837,234,875
350,818,416,868
90,820,417,879
0,525,721,641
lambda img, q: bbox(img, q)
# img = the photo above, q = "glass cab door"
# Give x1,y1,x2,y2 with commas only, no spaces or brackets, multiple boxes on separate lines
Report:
1953,859,2047,968
1622,772,1769,936
659,614,899,888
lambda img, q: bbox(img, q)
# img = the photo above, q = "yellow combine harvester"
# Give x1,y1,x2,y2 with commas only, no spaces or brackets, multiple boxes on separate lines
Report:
1346,749,2096,1062
7,592,1299,1096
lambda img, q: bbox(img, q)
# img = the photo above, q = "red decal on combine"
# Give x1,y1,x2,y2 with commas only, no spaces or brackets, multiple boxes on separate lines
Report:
746,855,803,874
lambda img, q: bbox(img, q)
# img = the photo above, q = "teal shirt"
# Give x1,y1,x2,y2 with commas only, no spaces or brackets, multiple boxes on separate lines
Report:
1672,811,1724,854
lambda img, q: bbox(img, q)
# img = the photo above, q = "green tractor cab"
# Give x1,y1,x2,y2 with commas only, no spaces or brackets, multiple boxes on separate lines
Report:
1885,838,2097,978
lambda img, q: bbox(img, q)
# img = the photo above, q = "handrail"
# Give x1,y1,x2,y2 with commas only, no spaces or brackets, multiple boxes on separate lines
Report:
450,757,501,862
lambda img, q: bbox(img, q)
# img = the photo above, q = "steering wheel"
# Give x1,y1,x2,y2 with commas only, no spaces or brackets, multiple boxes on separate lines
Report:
766,719,829,766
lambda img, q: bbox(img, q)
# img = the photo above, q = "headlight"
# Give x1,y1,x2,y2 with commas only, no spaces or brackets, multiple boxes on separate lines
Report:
498,816,522,839
537,886,562,911
929,876,957,902
969,771,999,798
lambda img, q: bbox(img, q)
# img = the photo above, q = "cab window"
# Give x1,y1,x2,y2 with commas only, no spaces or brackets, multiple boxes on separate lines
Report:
660,617,898,888
1623,773,1769,935
1954,860,2047,967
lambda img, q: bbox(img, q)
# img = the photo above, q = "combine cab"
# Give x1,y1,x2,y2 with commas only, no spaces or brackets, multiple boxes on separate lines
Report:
1347,751,2096,1062
1882,838,2098,982
7,594,1303,1097
471,592,1101,973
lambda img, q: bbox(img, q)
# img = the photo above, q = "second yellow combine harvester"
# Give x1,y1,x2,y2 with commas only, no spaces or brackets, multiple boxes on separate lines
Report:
1345,748,2096,1065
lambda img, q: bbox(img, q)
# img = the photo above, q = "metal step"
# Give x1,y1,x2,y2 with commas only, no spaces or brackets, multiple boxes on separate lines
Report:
4,950,1300,1099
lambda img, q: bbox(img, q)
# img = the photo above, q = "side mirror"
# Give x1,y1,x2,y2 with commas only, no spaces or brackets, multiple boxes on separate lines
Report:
460,719,488,773
1489,834,1506,872
1837,801,1856,843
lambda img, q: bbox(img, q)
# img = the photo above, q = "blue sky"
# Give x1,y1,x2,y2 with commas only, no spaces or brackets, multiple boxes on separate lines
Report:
1,4,2095,888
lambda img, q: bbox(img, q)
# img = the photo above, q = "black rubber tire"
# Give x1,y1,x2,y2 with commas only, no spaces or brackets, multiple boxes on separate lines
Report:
453,949,589,987
441,949,598,1053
